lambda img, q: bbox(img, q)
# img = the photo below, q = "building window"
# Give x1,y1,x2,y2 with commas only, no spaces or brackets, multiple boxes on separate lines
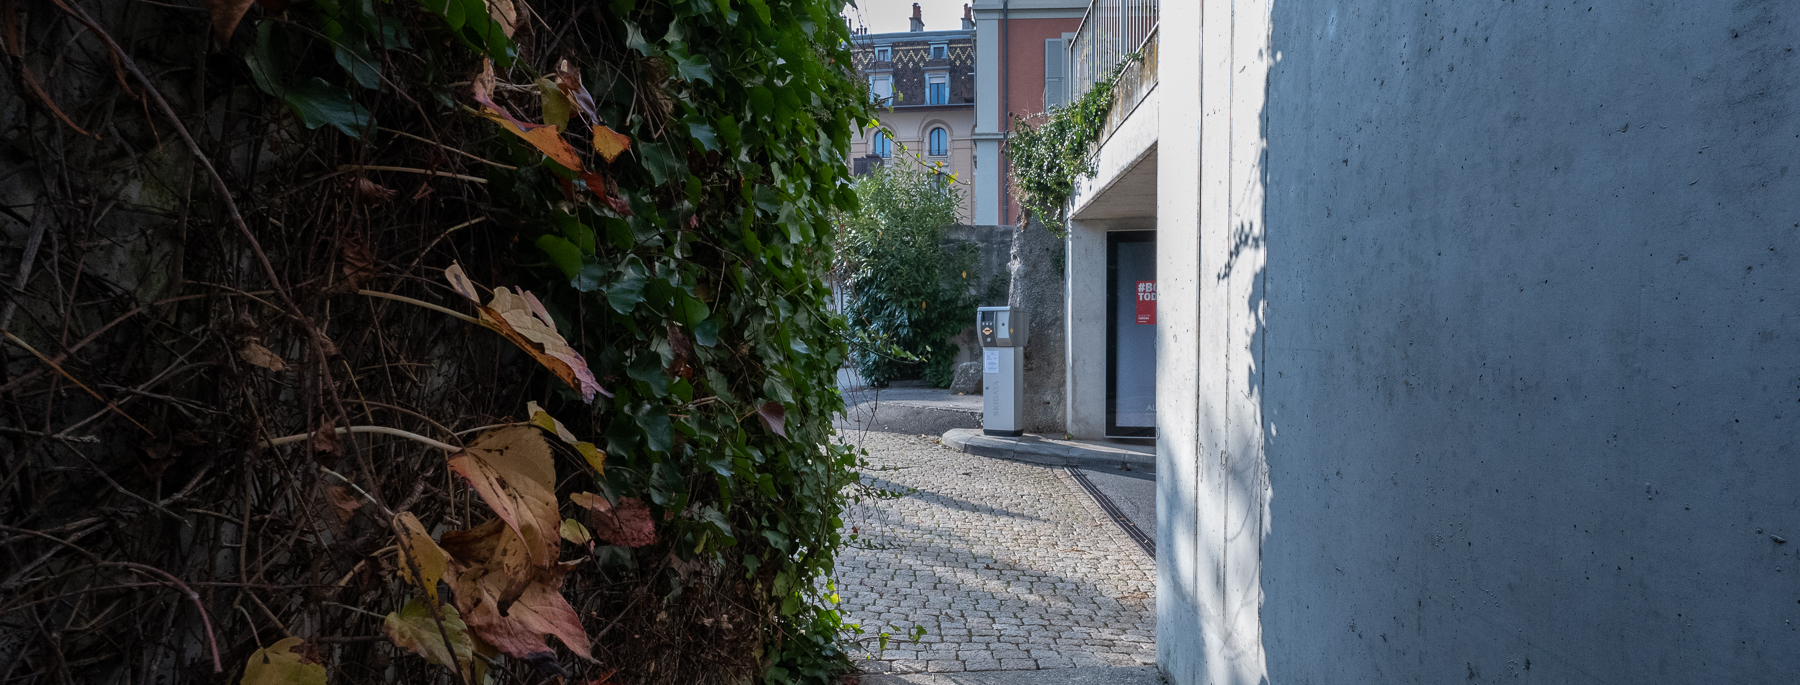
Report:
873,46,891,62
870,74,892,104
871,131,891,158
926,72,948,105
928,127,948,156
930,43,947,60
1043,38,1069,110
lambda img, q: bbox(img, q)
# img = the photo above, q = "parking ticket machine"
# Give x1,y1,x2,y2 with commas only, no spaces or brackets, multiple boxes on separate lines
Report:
977,307,1029,436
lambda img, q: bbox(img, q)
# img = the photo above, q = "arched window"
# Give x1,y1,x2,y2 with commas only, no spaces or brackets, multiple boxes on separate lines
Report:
871,131,891,158
928,127,948,156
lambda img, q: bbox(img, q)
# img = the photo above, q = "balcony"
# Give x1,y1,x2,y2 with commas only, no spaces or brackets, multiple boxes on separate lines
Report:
1068,0,1159,145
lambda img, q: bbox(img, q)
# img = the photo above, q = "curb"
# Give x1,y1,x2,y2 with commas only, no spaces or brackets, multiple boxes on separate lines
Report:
940,428,1156,473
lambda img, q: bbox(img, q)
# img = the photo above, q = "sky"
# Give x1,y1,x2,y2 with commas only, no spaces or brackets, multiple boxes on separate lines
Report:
842,0,971,35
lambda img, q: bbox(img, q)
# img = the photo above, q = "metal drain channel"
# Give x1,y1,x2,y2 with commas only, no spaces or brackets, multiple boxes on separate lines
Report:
1067,467,1155,558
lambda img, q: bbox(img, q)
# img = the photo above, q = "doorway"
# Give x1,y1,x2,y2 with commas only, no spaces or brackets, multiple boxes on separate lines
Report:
1106,231,1156,438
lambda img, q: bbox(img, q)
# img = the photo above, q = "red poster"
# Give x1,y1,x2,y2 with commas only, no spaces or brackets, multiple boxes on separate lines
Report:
1135,281,1156,324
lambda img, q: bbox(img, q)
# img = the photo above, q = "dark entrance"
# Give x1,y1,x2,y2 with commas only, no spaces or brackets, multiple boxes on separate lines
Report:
1106,231,1156,438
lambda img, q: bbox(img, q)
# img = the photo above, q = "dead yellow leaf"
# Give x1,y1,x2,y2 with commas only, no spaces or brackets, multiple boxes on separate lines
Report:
444,264,603,401
384,597,473,670
446,426,561,569
559,518,592,547
525,402,606,474
394,512,449,602
472,60,586,171
536,78,572,130
475,111,585,170
592,125,631,163
239,637,325,685
238,342,286,372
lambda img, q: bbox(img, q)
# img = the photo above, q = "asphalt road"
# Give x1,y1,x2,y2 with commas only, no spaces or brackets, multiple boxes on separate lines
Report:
1074,466,1157,548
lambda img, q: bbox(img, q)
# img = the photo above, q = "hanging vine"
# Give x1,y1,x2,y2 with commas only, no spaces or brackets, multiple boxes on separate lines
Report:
1003,55,1139,233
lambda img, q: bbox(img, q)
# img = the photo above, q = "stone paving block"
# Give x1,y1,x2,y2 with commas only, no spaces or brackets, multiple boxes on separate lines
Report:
833,432,1157,674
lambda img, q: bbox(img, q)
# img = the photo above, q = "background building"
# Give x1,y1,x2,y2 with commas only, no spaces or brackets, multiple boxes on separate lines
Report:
848,4,977,222
969,0,1089,225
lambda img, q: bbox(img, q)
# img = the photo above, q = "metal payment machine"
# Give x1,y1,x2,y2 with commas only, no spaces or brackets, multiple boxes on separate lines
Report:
977,306,1029,436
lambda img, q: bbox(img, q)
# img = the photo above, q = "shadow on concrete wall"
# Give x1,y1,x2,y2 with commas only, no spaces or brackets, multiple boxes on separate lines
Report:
1251,1,1800,683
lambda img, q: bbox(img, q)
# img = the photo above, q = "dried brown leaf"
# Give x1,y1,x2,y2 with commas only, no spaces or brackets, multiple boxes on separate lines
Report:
445,557,590,660
340,235,377,289
756,401,788,439
487,0,519,37
325,485,363,524
310,419,341,464
568,492,608,511
208,0,257,48
353,178,396,205
446,426,560,569
238,342,286,372
443,264,604,401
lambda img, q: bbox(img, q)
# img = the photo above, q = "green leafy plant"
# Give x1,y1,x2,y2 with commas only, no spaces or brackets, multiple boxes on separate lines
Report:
835,164,976,388
2,0,877,683
1004,55,1139,233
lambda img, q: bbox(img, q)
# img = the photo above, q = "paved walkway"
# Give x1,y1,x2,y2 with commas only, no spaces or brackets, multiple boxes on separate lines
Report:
834,432,1157,675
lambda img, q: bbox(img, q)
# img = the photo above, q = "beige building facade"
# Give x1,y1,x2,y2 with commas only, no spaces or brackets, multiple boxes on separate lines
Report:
847,8,977,222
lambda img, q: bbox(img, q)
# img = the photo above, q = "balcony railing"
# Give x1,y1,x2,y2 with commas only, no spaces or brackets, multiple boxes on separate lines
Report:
1068,0,1159,99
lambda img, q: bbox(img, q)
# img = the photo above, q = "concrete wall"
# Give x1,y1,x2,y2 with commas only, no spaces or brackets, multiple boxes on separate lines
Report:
1009,220,1066,433
1155,0,1800,683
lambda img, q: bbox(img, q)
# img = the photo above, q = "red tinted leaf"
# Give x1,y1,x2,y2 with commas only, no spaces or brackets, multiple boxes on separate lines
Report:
554,59,599,128
585,496,655,548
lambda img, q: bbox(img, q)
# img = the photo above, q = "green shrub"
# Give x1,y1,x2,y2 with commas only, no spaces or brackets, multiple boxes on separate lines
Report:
835,165,976,388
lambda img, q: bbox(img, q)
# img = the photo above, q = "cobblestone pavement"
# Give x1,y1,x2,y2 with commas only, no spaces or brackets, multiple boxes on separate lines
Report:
833,432,1156,674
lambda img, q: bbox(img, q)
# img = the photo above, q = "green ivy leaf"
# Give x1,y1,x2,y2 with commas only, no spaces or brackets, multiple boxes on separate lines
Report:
607,265,648,314
673,51,714,85
628,354,670,397
284,78,371,138
692,317,720,347
687,121,720,152
332,39,382,90
743,0,771,25
536,235,584,279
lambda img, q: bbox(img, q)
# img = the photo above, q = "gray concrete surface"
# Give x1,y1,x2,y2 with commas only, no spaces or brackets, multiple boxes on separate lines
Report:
1073,468,1156,546
1008,222,1067,434
940,429,1154,472
835,433,1156,675
856,665,1164,685
1114,2,1800,683
836,380,984,435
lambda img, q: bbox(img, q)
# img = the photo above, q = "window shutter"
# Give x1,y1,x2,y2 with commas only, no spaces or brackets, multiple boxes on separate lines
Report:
1043,38,1068,110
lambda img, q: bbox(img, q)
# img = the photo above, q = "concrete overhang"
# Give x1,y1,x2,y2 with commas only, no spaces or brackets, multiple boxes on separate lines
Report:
1068,85,1158,221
